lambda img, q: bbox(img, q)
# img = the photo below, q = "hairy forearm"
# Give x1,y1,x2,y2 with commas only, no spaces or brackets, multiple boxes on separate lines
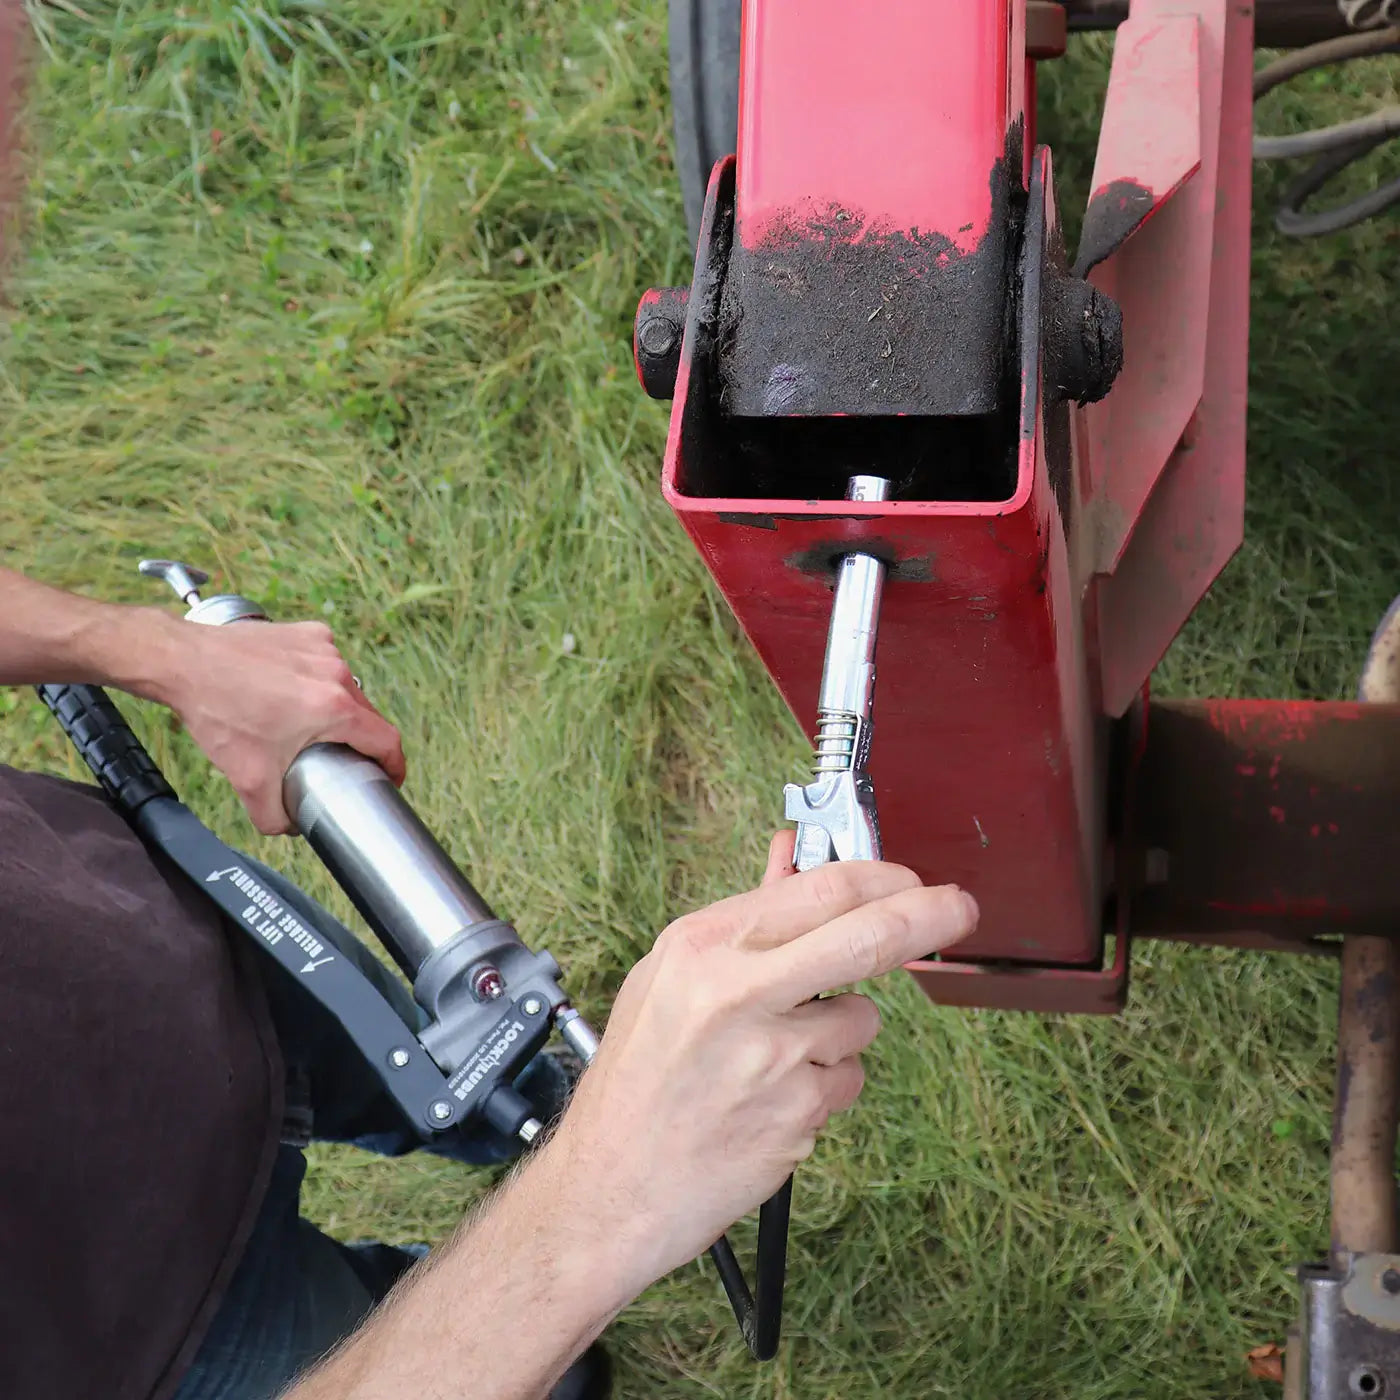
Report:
285,1144,637,1400
0,566,182,700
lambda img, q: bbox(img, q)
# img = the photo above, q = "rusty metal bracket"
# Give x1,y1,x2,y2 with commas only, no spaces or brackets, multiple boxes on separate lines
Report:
1130,700,1400,946
1297,1255,1400,1400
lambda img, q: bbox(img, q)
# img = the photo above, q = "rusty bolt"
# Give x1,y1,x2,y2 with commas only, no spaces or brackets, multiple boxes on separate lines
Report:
1048,276,1124,405
634,286,689,399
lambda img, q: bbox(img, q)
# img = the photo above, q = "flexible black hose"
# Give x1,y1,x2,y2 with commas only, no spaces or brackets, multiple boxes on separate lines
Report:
35,682,176,811
1254,105,1400,159
1277,132,1400,233
708,1174,793,1361
1253,25,1400,97
1253,26,1400,235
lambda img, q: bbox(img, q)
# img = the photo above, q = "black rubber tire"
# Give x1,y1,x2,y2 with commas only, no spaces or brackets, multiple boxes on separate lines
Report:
669,0,742,246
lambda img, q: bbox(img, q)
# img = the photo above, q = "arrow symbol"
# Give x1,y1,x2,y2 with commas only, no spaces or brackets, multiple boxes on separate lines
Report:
301,956,335,974
205,867,240,884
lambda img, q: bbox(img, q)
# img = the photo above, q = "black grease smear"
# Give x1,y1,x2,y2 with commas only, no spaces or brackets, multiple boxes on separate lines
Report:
1075,178,1155,277
785,539,935,583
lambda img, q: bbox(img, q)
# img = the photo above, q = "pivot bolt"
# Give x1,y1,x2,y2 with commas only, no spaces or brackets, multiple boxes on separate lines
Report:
522,996,543,1017
633,286,689,399
430,1101,453,1122
1384,1269,1400,1296
1048,276,1124,405
389,1047,410,1069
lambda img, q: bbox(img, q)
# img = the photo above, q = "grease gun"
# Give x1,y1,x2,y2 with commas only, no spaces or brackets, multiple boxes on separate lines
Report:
709,474,891,1360
37,560,598,1149
37,502,888,1358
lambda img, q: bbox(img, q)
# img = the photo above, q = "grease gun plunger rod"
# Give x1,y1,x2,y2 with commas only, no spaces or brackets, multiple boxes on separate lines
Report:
784,475,890,872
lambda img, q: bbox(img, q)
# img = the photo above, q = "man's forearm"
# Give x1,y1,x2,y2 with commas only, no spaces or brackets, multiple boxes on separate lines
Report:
285,1143,639,1400
0,566,181,700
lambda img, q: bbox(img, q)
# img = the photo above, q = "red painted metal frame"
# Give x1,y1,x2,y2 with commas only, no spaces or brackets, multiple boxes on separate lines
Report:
1085,0,1254,718
664,136,1105,973
735,0,1022,252
652,0,1271,1011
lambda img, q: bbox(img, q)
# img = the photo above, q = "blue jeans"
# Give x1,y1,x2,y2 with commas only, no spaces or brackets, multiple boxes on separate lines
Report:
171,1146,408,1400
174,934,566,1400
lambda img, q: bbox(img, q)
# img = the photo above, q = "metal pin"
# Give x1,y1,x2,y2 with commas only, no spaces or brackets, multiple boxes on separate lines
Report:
555,1006,601,1065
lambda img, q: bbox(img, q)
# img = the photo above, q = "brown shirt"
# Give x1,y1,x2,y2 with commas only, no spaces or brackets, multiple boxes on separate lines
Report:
0,765,282,1400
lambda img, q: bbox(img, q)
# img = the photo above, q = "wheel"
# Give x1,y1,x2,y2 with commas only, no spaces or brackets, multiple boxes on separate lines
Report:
668,0,742,246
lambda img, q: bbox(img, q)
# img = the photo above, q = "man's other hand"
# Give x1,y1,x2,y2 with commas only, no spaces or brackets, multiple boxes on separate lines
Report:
537,833,979,1301
157,615,405,834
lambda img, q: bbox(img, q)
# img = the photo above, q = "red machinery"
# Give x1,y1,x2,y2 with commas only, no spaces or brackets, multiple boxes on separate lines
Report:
637,0,1400,1393
639,0,1400,1009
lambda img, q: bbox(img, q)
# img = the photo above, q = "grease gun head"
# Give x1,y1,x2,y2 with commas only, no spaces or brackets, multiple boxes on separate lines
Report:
785,474,891,872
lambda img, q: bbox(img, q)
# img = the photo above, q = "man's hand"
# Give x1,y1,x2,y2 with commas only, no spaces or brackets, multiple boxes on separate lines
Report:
156,615,406,834
287,838,977,1400
537,833,979,1299
0,568,404,834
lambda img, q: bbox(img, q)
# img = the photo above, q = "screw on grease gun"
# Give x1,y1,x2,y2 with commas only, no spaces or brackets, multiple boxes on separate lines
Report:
36,483,889,1360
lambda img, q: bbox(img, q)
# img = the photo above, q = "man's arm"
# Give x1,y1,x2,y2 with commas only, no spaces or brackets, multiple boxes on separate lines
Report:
288,837,980,1400
0,566,404,832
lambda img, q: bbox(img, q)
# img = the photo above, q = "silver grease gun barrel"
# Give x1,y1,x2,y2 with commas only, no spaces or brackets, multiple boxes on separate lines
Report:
137,559,600,1074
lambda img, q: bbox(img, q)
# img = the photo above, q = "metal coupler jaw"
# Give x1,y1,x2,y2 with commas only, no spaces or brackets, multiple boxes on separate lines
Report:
709,473,893,1361
783,474,890,874
783,737,882,868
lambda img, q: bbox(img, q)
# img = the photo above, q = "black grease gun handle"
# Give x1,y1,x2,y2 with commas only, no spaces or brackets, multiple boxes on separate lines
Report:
34,683,175,814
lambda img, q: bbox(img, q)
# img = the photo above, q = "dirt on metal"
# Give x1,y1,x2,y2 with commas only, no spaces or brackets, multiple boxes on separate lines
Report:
1074,176,1156,275
716,123,1025,420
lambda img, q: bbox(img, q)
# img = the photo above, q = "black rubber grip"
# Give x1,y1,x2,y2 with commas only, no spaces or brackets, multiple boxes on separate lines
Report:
35,683,176,814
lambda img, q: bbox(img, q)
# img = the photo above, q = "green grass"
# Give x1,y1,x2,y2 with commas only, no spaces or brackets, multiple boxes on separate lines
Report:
3,5,1400,1396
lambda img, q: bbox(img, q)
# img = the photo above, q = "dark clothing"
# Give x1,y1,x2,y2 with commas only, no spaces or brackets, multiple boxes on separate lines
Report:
170,1146,421,1400
0,763,570,1400
0,765,282,1400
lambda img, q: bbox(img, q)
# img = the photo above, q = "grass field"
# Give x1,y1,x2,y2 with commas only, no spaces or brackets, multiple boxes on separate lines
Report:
3,4,1400,1396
